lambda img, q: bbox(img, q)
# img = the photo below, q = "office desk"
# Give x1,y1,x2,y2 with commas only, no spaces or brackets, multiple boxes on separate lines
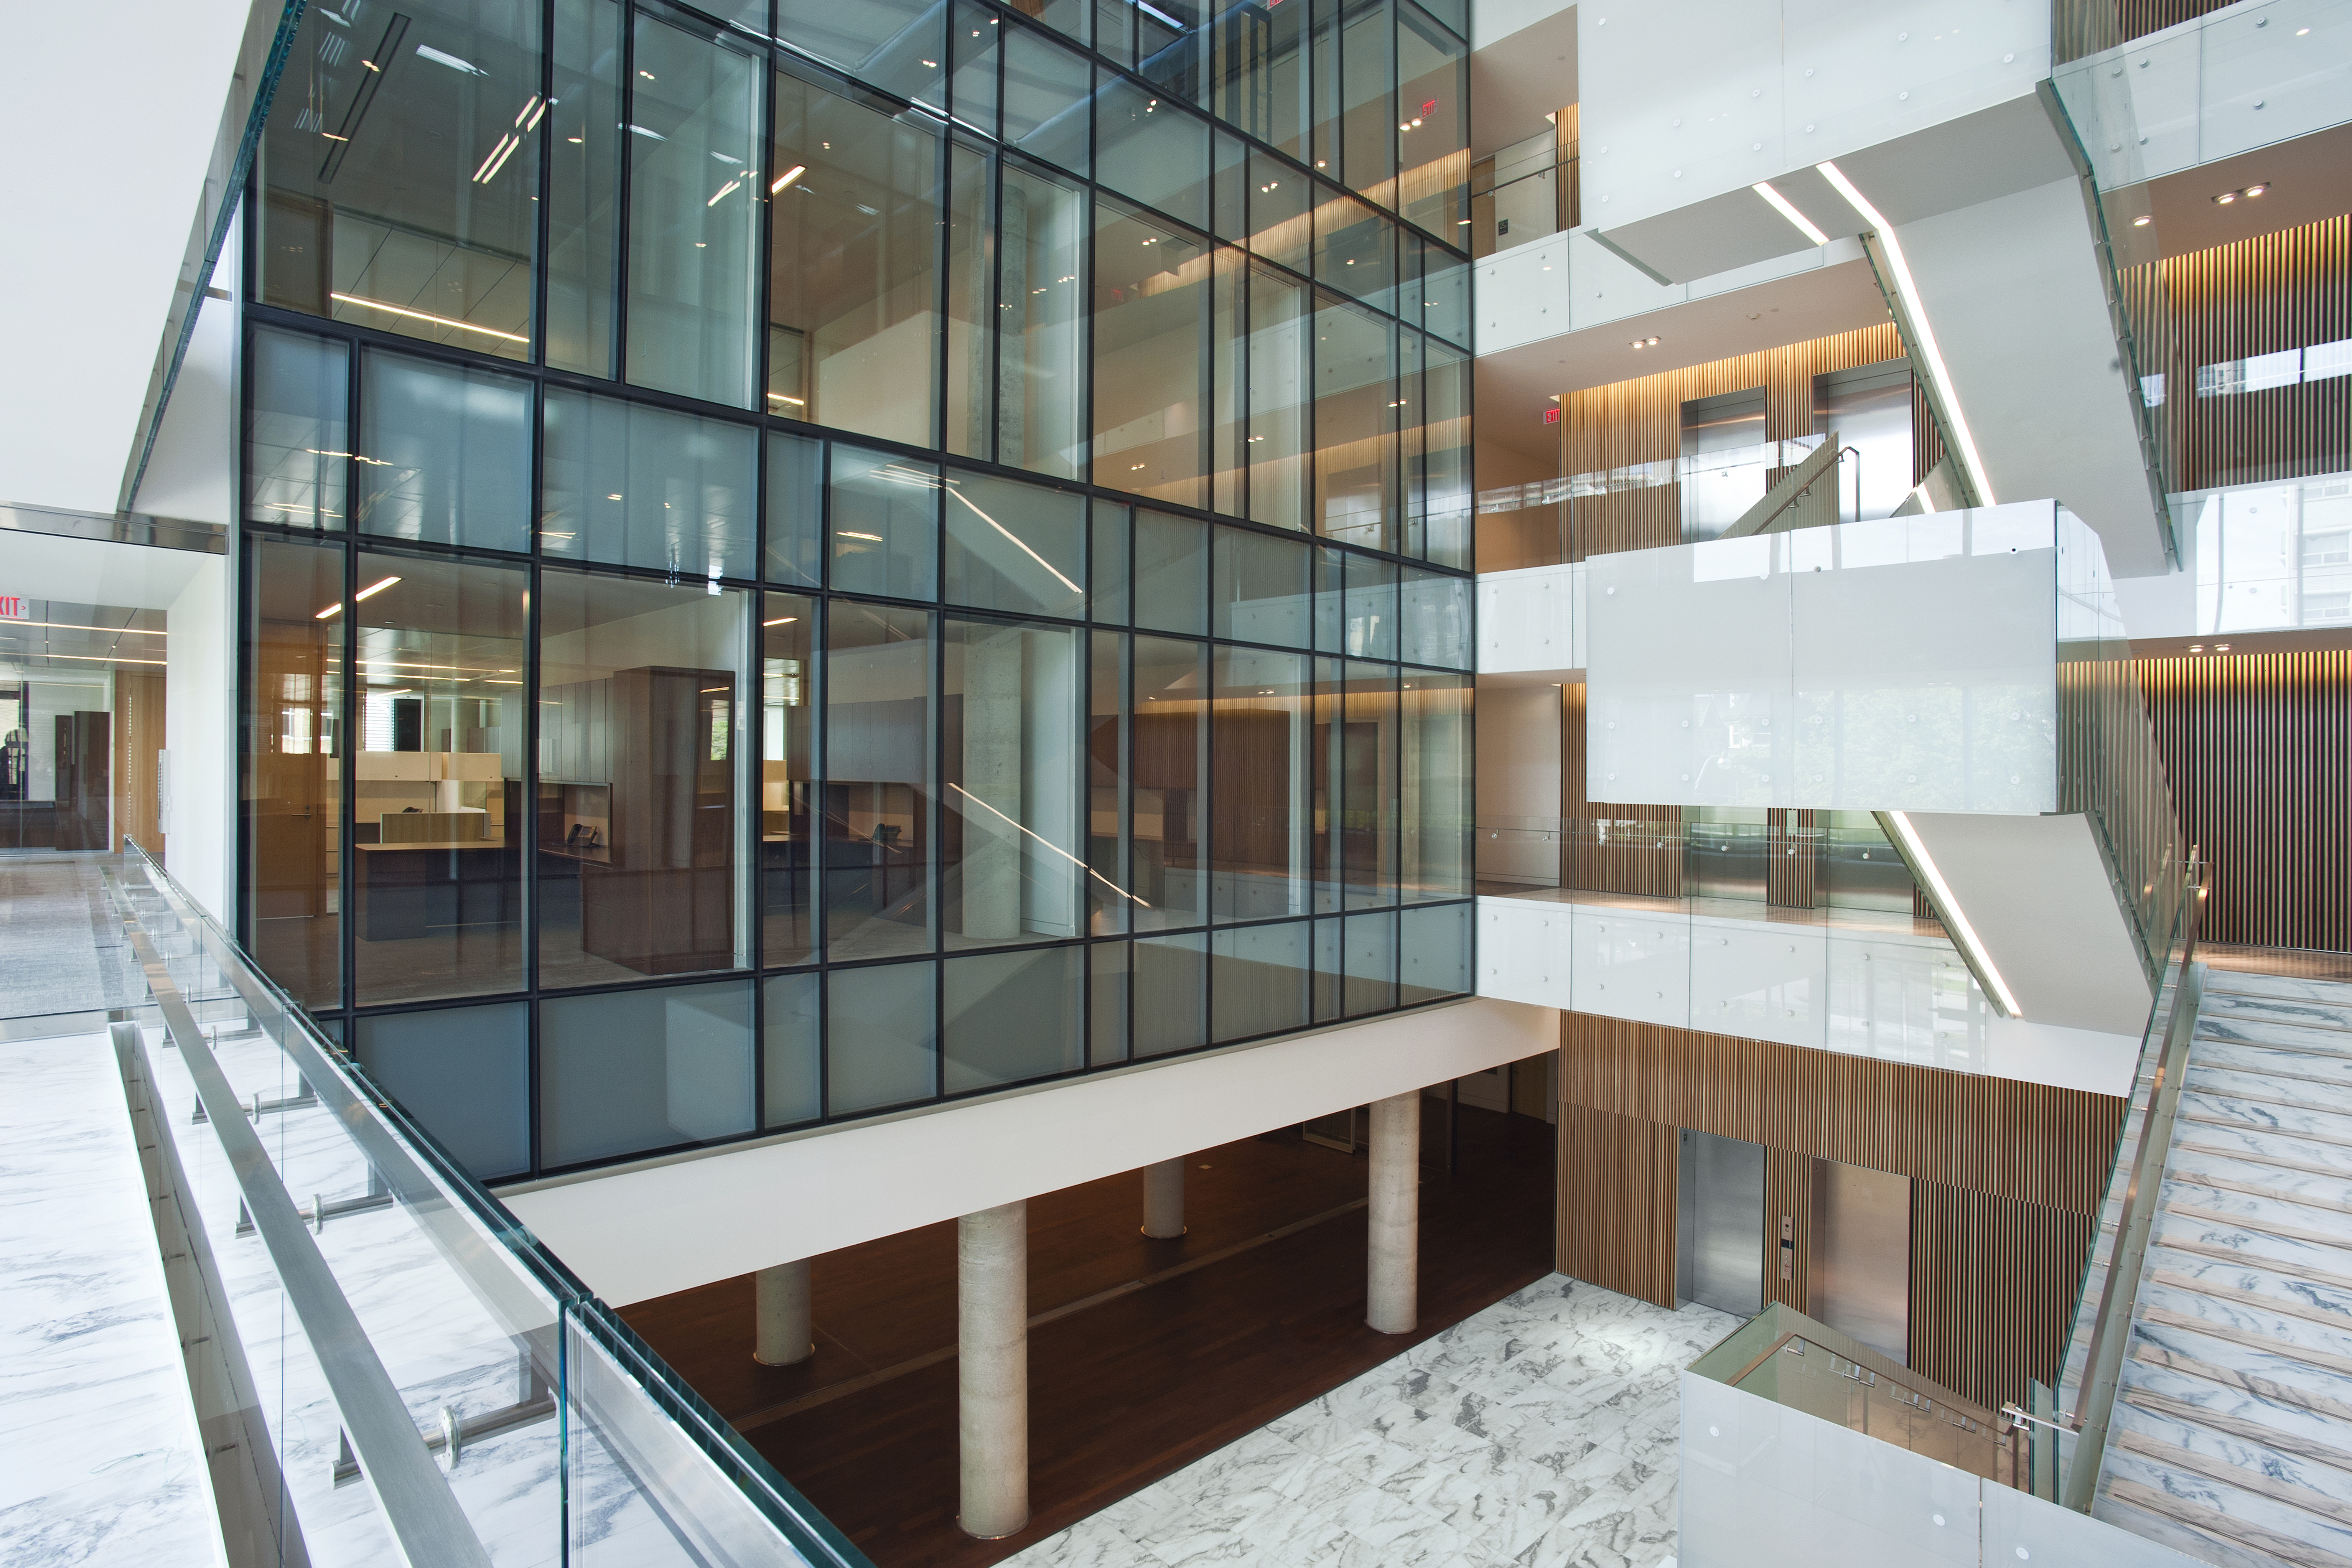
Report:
356,839,518,940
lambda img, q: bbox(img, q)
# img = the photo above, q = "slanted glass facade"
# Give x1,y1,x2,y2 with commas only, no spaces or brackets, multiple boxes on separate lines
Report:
239,0,1473,1181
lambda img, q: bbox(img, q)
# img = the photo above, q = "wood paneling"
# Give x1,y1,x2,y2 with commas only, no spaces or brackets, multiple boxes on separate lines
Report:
113,670,166,858
2138,649,2352,952
1557,1102,1678,1308
1910,1183,2098,1410
2055,0,2238,60
1766,809,1818,909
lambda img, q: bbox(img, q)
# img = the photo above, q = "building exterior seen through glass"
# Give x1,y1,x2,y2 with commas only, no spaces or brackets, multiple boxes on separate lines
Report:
242,0,1473,1183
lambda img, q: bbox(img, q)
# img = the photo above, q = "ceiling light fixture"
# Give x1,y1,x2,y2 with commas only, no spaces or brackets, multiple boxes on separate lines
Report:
2133,214,2151,226
763,616,799,626
838,531,884,542
1884,810,2021,1016
769,165,804,196
316,603,343,619
1818,159,1994,505
329,292,529,344
355,576,402,602
1752,180,1828,245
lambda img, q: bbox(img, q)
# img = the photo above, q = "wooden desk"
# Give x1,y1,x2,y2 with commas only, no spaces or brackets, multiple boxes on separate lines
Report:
356,838,518,940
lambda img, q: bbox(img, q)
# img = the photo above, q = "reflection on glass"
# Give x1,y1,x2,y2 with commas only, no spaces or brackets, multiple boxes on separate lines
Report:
952,0,1000,135
247,538,344,1008
1212,920,1310,1041
762,594,816,965
1000,162,1089,479
627,14,761,409
1216,0,1309,162
247,329,349,531
1422,251,1469,348
776,0,946,105
1216,527,1312,647
1250,267,1312,533
1345,552,1397,658
1095,201,1210,507
1401,670,1469,902
1247,150,1311,272
1213,247,1244,518
1314,191,1395,311
763,970,820,1127
1135,511,1209,635
1091,501,1131,623
356,352,531,550
537,570,749,989
827,959,936,1113
946,145,993,459
1132,636,1206,929
1213,648,1311,919
1320,660,1397,909
1314,546,1346,653
548,0,624,377
1341,0,1395,205
354,1002,528,1179
826,603,936,959
944,945,1083,1091
1398,4,1468,237
1417,340,1472,567
831,447,941,600
1400,566,1470,668
945,474,1086,618
1090,940,1129,1062
1343,907,1396,1014
1003,28,1091,176
1316,297,1397,550
351,553,527,1005
259,0,540,357
541,390,758,578
1398,901,1468,1002
1097,74,1210,230
766,431,824,590
540,980,755,1166
945,618,1083,949
1088,631,1130,934
1135,931,1206,1054
768,68,942,445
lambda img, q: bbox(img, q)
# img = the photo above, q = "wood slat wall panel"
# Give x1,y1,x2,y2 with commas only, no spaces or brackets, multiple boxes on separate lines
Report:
2056,0,2239,60
1766,808,1819,908
1909,1182,2098,1410
1557,1102,1678,1308
2138,650,2352,952
1764,1147,1812,1312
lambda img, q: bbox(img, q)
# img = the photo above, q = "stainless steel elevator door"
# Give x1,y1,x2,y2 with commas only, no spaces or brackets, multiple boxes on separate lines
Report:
1677,1130,1765,1317
1810,1158,1912,1364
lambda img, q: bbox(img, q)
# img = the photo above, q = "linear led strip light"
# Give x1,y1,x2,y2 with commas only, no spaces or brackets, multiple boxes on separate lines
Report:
1815,161,1995,506
1882,809,2023,1018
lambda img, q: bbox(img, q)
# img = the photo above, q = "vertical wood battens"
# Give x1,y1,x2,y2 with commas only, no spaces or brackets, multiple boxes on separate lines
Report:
1909,1182,2097,1410
1557,1102,1678,1308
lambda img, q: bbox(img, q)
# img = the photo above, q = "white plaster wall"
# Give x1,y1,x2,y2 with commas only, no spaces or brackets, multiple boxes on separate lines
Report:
165,558,232,926
132,226,239,526
499,996,1560,1304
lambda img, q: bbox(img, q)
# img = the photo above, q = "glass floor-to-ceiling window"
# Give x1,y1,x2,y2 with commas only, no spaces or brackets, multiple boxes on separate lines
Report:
239,0,1476,1181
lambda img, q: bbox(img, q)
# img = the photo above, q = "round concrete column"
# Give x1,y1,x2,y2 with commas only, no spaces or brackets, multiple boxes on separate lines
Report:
753,1259,813,1366
1141,1157,1186,1238
959,1201,1029,1540
1367,1092,1420,1335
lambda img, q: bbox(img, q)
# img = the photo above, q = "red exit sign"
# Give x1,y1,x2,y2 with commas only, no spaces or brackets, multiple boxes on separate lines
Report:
1542,408,1561,425
0,597,23,619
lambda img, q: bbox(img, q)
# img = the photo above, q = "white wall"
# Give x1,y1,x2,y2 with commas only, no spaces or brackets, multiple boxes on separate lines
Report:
1474,683,1564,885
500,996,1559,1305
165,558,231,925
1477,562,1584,674
132,230,238,526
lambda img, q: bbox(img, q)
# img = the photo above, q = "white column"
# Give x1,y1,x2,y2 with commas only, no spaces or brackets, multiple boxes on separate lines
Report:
1141,1157,1186,1237
1367,1091,1420,1335
752,1259,812,1367
959,1201,1028,1540
961,626,1024,942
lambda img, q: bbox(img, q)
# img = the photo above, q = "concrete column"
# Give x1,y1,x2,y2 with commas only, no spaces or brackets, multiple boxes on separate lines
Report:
959,1201,1028,1540
1367,1091,1420,1335
752,1259,813,1367
1141,1157,1186,1237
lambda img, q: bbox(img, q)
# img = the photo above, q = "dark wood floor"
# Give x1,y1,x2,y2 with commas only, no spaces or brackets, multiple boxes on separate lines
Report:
621,1100,1557,1568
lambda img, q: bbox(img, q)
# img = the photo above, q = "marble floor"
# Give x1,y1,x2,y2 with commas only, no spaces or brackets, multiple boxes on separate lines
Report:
1005,1276,1738,1568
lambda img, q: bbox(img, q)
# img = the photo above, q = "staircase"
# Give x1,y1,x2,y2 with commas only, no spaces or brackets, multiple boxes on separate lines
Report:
2097,971,2352,1568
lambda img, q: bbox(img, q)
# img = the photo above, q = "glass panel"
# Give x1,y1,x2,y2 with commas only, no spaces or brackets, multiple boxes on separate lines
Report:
998,160,1089,479
1343,906,1395,1014
1088,631,1132,934
945,473,1087,618
952,1,1001,135
1097,72,1211,230
247,328,349,531
1340,0,1394,204
1418,338,1472,568
540,389,759,578
626,14,761,409
766,429,824,589
353,1001,529,1180
356,351,531,550
1212,246,1245,518
1215,526,1313,647
1338,659,1396,908
1314,547,1345,653
1134,931,1206,1054
768,68,942,445
1089,939,1129,1062
549,0,624,377
1132,636,1207,930
1316,295,1397,551
540,979,755,1166
1314,190,1394,310
1212,919,1310,1040
763,970,820,1126
1422,249,1469,348
825,602,936,959
761,593,817,965
830,446,941,599
1397,900,1467,1002
827,959,936,1113
1091,499,1132,623
1310,1,1339,174
258,0,540,356
944,945,1083,1091
246,537,344,1008
775,0,945,105
1135,510,1210,635
351,553,528,1005
1249,266,1312,533
1248,149,1312,272
1003,27,1092,177
1231,0,1310,163
1345,551,1397,658
1400,564,1469,667
1312,912,1342,1018
946,143,994,460
944,618,1083,947
1398,3,1467,239
536,570,750,989
1213,129,1248,242
1212,647,1311,919
1095,200,1211,508
1400,670,1469,902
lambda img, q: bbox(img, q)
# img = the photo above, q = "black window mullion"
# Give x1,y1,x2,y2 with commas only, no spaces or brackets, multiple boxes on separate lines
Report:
534,0,555,366
614,5,638,384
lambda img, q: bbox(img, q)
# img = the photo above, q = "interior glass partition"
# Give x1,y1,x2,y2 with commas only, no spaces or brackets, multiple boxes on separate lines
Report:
246,537,346,1010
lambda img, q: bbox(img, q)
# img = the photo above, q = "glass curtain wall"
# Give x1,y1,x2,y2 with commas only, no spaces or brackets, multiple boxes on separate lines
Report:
239,0,1474,1182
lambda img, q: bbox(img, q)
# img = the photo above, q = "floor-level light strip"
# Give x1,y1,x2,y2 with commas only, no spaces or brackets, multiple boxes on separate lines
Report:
1885,810,2022,1017
1815,161,1995,506
329,293,531,345
1752,180,1828,246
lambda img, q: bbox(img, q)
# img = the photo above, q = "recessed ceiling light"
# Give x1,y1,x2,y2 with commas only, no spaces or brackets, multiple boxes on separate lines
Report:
2133,214,2151,227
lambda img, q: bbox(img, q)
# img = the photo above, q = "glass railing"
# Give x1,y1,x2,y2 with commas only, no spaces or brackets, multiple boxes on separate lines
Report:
105,840,869,1568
